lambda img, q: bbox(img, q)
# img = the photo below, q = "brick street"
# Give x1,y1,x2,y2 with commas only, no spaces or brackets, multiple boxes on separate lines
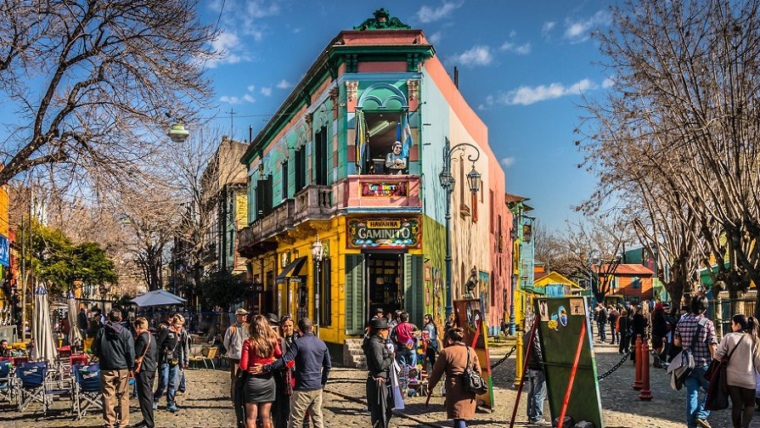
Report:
0,344,740,427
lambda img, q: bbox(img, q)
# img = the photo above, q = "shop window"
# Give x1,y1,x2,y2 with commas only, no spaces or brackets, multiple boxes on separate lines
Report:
314,126,328,185
360,112,407,175
295,146,306,192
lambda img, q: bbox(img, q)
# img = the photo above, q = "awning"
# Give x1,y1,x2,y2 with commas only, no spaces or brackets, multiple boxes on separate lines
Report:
276,256,307,283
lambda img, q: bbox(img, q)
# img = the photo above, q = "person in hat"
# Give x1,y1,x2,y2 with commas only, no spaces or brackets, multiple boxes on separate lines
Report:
362,317,395,428
224,308,250,401
267,313,281,336
385,141,407,174
364,308,385,337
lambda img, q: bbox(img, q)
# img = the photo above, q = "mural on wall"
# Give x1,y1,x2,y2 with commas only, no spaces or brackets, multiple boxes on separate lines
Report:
360,181,407,197
479,271,490,314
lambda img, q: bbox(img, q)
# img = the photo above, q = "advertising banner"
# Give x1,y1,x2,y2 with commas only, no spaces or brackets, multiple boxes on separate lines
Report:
0,234,8,267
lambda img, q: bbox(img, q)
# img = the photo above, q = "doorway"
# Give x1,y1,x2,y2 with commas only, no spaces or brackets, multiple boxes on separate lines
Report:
366,252,404,317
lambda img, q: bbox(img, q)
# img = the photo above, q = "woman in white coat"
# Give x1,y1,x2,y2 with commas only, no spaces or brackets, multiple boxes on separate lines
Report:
714,314,760,428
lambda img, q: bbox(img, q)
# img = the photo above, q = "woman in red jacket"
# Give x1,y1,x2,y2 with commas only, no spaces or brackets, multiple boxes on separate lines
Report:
240,314,282,428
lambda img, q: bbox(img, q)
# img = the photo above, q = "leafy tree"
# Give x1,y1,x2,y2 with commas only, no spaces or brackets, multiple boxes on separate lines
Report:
194,268,250,311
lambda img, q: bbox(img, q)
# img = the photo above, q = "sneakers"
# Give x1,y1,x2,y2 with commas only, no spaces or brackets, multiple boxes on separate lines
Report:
167,405,179,413
152,402,158,411
696,418,711,428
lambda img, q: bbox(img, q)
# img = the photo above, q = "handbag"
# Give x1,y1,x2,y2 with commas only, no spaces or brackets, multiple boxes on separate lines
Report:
461,346,488,395
705,335,745,411
134,332,151,374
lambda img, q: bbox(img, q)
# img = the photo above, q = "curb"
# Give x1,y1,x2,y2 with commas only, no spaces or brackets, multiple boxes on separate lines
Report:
325,387,445,428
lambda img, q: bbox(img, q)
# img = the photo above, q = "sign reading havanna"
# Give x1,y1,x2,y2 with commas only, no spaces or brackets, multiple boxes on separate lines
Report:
347,217,421,249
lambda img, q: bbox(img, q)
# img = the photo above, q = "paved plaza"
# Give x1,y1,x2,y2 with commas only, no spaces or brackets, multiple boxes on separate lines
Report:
0,344,741,427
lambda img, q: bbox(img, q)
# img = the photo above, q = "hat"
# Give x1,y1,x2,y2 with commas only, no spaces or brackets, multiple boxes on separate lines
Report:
235,308,249,316
369,318,390,330
372,307,384,315
266,313,280,325
392,141,402,147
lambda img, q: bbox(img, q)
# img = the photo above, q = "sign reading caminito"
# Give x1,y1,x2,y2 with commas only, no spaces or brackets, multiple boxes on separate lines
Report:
347,217,421,249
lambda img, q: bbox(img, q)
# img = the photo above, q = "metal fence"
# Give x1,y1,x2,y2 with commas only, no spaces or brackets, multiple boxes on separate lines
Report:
709,297,757,339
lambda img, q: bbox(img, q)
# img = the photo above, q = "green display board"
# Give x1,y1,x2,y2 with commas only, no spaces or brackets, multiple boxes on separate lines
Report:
534,297,603,428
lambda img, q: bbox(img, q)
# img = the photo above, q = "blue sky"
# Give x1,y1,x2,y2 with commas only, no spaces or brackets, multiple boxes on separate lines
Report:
199,0,616,232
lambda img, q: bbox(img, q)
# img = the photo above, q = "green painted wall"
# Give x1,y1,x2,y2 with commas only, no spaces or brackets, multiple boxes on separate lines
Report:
422,215,447,321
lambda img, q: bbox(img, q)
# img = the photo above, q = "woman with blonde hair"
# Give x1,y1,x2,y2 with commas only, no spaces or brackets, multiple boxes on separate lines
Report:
240,314,282,428
427,327,481,428
713,314,760,428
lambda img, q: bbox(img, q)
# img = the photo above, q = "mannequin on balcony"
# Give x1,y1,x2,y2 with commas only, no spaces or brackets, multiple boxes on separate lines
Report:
385,141,407,175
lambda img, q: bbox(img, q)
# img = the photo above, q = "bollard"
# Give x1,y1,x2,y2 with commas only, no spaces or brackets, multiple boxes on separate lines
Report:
639,338,653,400
633,334,643,390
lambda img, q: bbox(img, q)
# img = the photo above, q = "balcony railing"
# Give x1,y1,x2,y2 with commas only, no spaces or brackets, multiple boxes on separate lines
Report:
237,199,295,256
294,185,335,224
336,175,421,209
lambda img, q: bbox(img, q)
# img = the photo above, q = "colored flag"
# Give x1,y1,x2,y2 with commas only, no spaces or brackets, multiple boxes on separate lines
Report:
355,110,367,173
400,111,413,159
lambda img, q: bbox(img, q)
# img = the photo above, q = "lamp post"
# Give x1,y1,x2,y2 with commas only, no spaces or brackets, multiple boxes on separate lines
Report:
438,139,481,319
167,122,190,143
311,236,324,338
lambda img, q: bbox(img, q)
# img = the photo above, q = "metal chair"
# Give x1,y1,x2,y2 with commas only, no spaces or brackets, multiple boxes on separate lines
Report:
16,361,47,413
72,363,102,419
0,361,14,403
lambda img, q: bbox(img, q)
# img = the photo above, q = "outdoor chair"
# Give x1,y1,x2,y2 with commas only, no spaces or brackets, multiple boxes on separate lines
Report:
0,361,14,403
72,363,102,419
16,361,48,413
189,346,217,369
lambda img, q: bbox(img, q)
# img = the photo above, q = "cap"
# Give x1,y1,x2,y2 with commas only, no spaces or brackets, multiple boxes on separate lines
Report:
235,308,249,316
369,318,390,330
266,313,280,325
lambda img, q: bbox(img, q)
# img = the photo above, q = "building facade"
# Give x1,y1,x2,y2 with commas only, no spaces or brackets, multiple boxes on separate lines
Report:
237,9,511,353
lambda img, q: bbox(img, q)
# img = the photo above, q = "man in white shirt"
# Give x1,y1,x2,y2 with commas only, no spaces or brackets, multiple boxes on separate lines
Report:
223,308,249,400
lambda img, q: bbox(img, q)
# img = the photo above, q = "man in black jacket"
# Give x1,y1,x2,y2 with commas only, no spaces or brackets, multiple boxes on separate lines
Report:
524,327,546,424
92,309,135,428
153,315,186,412
134,317,157,428
362,317,395,428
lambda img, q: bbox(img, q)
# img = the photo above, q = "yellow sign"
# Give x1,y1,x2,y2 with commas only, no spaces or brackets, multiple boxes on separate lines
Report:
366,220,401,229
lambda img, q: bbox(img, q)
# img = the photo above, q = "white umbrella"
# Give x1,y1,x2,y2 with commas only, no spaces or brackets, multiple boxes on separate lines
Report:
67,292,83,350
33,284,58,363
130,289,186,307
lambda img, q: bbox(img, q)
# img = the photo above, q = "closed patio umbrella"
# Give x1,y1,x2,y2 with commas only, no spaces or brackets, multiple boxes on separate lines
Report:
67,292,83,350
33,284,58,363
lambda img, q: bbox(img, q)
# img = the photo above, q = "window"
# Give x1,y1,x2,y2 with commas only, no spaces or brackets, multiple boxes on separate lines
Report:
361,112,406,175
489,191,495,233
318,258,332,326
255,177,273,218
295,146,306,192
490,271,495,307
281,160,289,200
314,126,328,185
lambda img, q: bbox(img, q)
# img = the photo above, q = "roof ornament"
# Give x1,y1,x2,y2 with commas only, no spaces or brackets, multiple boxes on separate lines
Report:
354,8,411,31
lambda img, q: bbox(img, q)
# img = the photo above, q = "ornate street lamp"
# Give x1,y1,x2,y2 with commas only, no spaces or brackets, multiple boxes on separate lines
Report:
438,138,481,318
167,123,190,143
311,236,324,337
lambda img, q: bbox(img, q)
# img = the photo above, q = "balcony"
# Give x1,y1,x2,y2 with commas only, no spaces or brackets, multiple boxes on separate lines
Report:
336,175,421,210
294,185,336,224
237,199,295,257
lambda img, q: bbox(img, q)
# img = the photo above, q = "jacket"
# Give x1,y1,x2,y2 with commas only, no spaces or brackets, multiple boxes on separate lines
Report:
157,326,186,366
524,329,543,370
363,334,394,379
92,321,135,371
427,342,482,420
267,333,331,391
134,331,157,374
223,322,249,360
714,331,760,390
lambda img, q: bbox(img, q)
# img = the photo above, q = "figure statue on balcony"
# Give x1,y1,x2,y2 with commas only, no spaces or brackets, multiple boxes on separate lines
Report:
385,141,407,175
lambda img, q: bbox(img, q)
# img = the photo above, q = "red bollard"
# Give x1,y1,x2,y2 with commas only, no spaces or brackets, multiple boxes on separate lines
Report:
639,339,653,400
633,335,643,390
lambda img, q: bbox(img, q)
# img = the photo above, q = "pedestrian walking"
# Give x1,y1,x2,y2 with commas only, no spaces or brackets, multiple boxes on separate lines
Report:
154,314,186,412
422,314,440,372
427,327,482,428
618,309,630,354
134,317,157,428
392,312,418,367
630,305,648,363
176,316,190,395
362,317,395,428
240,314,281,428
92,309,135,428
608,307,619,345
77,307,88,342
524,327,546,424
273,314,309,428
674,296,717,428
596,304,608,343
713,314,760,428
257,317,332,428
224,308,250,401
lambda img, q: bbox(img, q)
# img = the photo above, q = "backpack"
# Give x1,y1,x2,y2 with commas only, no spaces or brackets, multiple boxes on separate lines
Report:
669,317,708,390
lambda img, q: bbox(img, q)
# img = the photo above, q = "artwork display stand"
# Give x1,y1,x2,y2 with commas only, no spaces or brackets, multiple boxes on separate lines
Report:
453,299,494,410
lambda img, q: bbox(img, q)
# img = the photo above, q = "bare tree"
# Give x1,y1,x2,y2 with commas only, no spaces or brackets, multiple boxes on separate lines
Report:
581,0,760,314
0,0,219,190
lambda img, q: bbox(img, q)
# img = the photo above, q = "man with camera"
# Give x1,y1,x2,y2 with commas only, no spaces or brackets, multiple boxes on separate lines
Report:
153,315,187,413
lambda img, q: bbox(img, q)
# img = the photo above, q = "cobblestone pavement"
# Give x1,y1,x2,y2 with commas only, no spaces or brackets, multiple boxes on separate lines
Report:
0,344,746,427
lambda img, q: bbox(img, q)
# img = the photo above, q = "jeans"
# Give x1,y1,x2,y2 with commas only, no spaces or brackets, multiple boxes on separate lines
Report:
154,363,179,407
453,419,467,428
178,369,186,392
395,347,415,367
597,322,607,341
527,369,547,421
685,364,710,428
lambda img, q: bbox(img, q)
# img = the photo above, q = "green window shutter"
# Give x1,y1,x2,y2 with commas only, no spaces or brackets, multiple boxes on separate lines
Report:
404,254,424,327
345,254,365,335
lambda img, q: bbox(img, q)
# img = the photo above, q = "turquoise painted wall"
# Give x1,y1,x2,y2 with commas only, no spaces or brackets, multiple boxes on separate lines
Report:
418,68,450,225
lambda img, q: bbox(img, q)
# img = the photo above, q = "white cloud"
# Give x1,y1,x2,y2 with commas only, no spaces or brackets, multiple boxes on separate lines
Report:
542,21,556,35
220,95,242,104
500,157,515,168
449,45,493,67
209,0,280,43
495,78,597,106
500,41,531,55
564,11,611,43
417,1,463,23
602,77,615,88
247,85,255,92
206,31,247,68
243,94,255,103
261,87,272,97
428,31,442,45
276,79,292,89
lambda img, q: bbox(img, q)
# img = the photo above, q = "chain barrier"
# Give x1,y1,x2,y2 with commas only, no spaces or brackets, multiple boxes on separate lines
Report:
597,351,631,380
490,345,517,369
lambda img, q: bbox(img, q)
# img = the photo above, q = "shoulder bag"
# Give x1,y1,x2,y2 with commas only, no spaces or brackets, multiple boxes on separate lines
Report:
705,334,745,411
134,332,152,374
462,346,488,395
669,317,707,390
